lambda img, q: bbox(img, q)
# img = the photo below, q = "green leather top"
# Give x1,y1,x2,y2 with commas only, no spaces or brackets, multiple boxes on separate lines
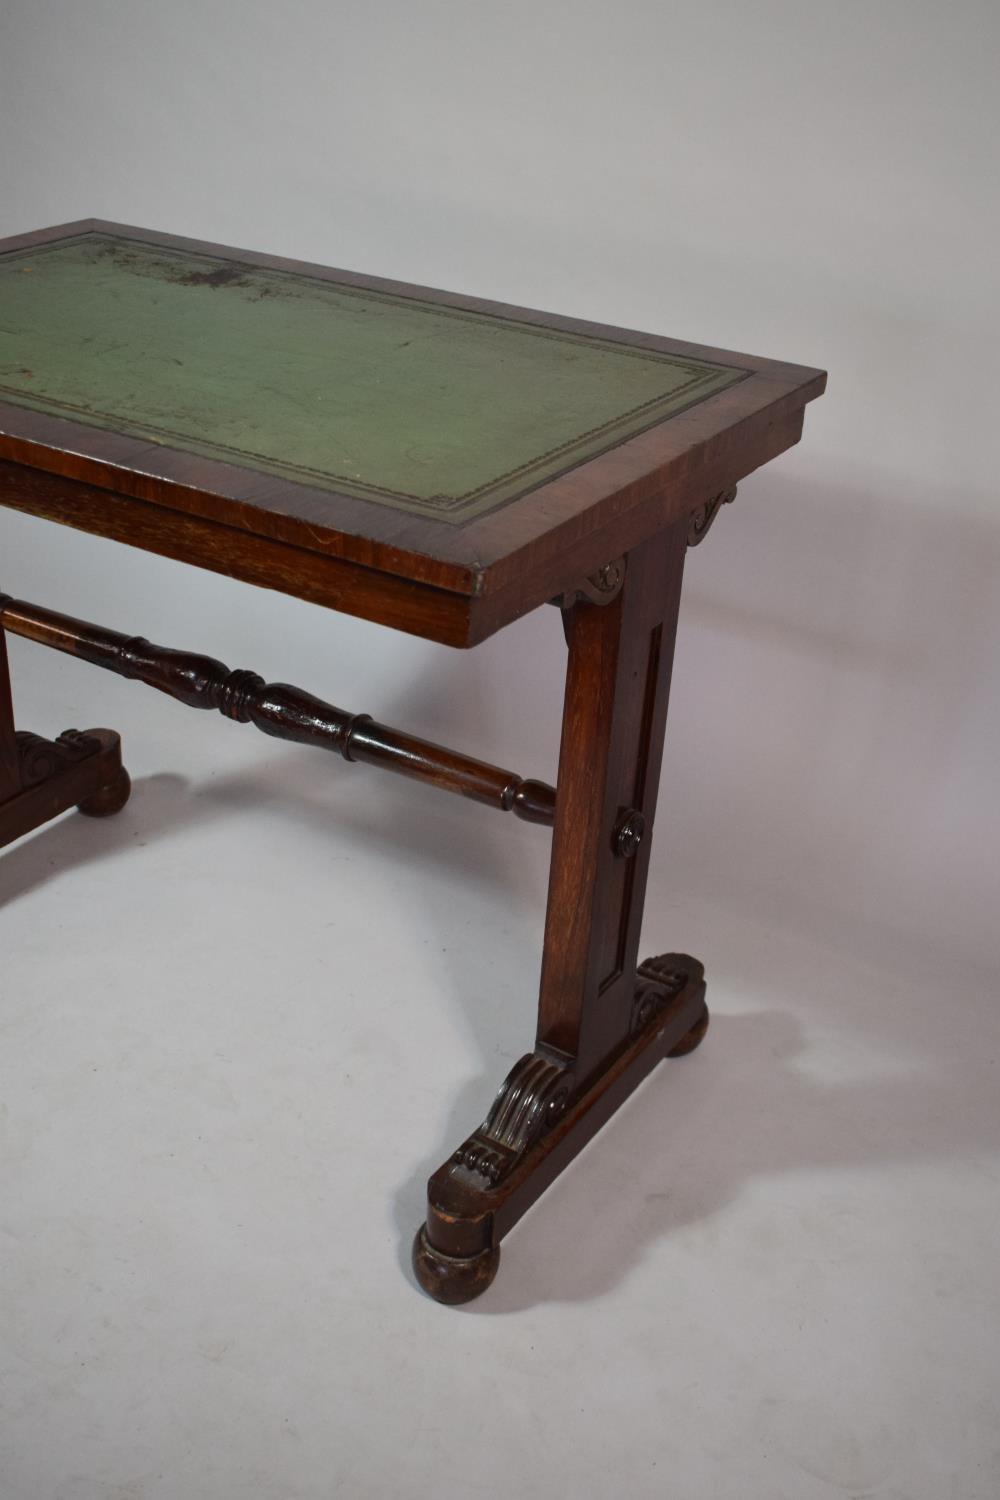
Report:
0,235,744,524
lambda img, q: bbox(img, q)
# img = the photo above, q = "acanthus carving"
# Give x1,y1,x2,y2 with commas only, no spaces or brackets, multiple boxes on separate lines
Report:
687,487,737,546
453,1053,574,1187
15,729,101,789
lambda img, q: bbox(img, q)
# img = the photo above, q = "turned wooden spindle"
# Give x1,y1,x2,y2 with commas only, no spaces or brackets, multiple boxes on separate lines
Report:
0,596,556,825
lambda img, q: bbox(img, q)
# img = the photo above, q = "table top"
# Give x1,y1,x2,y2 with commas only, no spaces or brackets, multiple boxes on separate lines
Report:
0,230,744,526
0,221,825,645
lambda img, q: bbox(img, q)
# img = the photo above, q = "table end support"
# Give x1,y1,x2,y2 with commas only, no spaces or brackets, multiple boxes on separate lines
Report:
0,725,131,850
413,954,709,1305
0,617,130,849
413,520,712,1304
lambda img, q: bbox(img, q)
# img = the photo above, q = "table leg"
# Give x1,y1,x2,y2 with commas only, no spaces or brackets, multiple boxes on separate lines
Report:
413,521,709,1304
0,609,131,850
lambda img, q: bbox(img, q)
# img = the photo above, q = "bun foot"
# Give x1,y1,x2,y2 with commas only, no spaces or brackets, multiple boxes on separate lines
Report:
78,766,132,818
667,1004,710,1056
412,1225,500,1305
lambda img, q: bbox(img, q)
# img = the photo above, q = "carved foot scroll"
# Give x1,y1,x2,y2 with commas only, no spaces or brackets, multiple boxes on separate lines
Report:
452,1053,575,1188
413,953,709,1305
0,595,555,826
0,727,129,850
15,728,103,788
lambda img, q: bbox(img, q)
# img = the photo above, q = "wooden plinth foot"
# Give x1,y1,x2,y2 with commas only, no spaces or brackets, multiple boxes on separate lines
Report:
411,1226,501,1306
414,953,708,1304
0,728,129,850
667,1005,710,1057
77,765,132,818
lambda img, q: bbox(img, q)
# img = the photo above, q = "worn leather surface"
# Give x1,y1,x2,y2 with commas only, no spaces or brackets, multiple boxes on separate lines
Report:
0,232,743,522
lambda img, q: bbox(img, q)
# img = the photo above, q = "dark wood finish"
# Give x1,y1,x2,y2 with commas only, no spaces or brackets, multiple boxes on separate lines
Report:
0,220,825,647
688,485,738,545
538,524,689,1076
413,523,709,1298
8,728,130,831
0,219,826,1304
0,619,130,848
413,954,709,1302
0,462,476,649
0,596,555,825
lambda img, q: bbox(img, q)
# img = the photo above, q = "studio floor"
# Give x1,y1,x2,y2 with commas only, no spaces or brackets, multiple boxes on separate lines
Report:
2,636,998,1500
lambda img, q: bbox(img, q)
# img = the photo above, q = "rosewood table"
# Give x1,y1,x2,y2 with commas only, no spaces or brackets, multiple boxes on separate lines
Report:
0,220,825,1304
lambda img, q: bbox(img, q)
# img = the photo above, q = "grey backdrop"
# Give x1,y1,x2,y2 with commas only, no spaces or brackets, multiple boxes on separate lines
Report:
1,4,998,1498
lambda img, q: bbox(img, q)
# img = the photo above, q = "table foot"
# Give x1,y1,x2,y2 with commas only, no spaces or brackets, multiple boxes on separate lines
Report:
0,728,129,849
667,1006,710,1056
78,764,132,818
414,953,708,1305
411,1226,501,1306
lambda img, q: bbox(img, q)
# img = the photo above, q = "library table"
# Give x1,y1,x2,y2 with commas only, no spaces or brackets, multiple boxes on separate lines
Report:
0,221,825,1303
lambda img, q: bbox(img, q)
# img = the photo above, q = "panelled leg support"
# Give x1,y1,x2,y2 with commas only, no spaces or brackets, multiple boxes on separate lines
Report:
0,616,130,850
413,522,710,1304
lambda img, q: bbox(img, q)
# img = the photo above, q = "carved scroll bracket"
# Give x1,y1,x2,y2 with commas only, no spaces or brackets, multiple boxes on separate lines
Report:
452,1053,575,1187
630,953,689,1038
16,729,101,788
550,557,626,611
688,486,738,546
